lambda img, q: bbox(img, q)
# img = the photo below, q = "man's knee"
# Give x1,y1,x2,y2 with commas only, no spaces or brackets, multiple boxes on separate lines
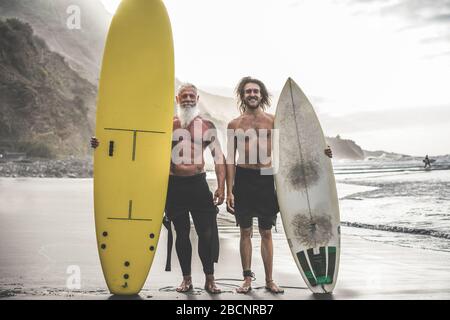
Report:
174,223,191,240
176,232,190,243
240,227,252,239
259,228,272,240
197,228,213,241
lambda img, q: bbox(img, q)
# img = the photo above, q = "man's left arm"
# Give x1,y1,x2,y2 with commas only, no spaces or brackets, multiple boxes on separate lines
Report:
205,121,226,205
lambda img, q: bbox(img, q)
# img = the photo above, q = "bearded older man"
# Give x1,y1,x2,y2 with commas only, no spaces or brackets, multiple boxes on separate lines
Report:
91,83,226,294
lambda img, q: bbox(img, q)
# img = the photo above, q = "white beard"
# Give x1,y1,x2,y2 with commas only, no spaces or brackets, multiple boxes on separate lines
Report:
177,105,199,128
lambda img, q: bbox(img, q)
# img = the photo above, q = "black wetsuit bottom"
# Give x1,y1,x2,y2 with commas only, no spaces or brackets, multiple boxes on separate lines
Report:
165,173,219,276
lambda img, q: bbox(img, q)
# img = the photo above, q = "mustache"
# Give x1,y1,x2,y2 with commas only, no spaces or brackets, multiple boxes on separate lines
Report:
180,101,196,107
245,97,260,102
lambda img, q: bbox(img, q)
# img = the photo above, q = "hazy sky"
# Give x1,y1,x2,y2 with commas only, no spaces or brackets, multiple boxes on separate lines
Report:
101,0,450,156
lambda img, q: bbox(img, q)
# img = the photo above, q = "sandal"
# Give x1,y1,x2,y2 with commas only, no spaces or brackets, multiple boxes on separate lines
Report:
204,283,221,294
237,270,254,293
176,279,193,293
265,280,284,294
236,282,252,294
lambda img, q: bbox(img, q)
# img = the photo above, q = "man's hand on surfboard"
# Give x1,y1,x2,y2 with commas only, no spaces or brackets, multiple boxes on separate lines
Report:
324,146,333,158
214,188,225,206
226,194,235,214
91,137,99,149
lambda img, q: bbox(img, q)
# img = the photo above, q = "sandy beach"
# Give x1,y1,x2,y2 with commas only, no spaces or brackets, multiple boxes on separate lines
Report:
0,176,449,300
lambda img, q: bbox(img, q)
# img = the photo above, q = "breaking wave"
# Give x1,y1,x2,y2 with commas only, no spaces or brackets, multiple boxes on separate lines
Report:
341,221,450,239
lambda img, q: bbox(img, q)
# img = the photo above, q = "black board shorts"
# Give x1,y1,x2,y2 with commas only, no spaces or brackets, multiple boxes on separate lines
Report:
232,166,279,230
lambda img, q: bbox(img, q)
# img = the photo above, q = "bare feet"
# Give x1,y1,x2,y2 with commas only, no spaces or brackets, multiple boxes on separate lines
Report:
204,275,221,294
265,280,284,294
236,277,252,294
176,277,193,293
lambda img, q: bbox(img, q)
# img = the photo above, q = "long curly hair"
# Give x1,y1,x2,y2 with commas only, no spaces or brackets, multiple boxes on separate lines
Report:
235,76,271,114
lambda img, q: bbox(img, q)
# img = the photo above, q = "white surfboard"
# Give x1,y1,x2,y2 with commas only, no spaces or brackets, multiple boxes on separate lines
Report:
274,78,340,294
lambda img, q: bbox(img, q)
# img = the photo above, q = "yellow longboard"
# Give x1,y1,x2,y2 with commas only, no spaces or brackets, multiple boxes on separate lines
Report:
94,0,174,295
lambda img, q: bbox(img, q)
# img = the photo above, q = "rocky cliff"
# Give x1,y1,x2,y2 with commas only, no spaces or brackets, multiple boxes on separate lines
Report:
325,136,365,160
0,18,96,158
0,0,111,83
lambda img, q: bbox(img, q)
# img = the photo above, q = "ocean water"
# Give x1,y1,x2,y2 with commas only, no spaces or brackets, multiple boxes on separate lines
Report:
1,159,449,255
214,160,450,252
334,160,450,252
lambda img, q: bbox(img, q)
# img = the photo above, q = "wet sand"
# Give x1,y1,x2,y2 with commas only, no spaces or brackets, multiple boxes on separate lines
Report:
0,178,449,300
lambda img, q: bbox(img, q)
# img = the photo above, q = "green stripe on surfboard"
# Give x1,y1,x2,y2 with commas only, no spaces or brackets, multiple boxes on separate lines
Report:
307,248,327,284
316,276,332,284
297,251,317,287
327,246,337,284
297,246,337,287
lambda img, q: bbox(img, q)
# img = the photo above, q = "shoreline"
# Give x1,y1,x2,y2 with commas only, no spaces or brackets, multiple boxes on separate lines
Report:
0,159,93,178
2,158,449,179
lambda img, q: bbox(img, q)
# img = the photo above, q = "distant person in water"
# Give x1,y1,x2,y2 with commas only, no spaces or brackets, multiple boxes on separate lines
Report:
423,155,432,169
